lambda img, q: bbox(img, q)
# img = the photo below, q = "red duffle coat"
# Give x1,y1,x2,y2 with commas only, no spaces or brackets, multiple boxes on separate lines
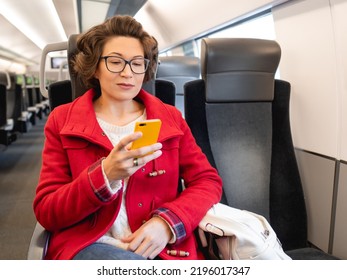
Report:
33,88,222,260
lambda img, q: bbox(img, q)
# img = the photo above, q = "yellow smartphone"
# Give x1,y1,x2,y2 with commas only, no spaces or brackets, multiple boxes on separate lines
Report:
131,119,162,150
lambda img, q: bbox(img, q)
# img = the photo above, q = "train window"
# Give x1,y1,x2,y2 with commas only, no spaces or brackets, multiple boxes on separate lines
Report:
195,13,276,56
205,13,280,78
162,13,275,59
161,40,199,57
208,13,275,40
0,58,26,74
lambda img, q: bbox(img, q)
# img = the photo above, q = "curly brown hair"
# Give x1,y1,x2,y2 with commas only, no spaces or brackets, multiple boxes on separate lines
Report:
72,15,158,89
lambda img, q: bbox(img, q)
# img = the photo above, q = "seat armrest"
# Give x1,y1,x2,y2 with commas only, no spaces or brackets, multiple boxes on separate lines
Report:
27,222,50,260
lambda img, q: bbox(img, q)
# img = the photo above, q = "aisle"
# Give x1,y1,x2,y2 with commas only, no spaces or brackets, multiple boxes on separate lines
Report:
0,118,46,259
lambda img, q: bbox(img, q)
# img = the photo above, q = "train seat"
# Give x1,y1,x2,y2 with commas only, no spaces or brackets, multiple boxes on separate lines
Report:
15,80,34,133
33,86,50,116
41,34,89,112
0,83,15,145
142,77,176,108
29,89,42,120
156,56,200,116
0,72,22,145
184,38,338,259
21,88,39,126
138,60,178,107
152,79,176,107
47,80,73,111
0,84,6,128
6,73,34,134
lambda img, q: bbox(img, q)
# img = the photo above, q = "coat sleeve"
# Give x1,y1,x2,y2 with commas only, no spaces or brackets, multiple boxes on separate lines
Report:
33,109,121,231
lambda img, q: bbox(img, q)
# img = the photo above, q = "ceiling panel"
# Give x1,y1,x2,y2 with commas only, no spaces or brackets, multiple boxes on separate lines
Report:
0,0,148,71
53,0,80,36
81,0,110,32
0,14,40,65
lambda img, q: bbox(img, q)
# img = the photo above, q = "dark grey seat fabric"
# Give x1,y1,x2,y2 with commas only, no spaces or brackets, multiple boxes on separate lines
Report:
0,73,23,145
67,34,89,100
48,80,73,111
33,86,50,116
142,79,176,107
22,85,38,126
0,84,10,145
27,87,43,120
0,84,7,128
153,79,176,106
3,74,22,127
184,38,338,260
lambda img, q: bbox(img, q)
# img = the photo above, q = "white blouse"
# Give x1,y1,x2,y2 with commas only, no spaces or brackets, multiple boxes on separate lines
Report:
96,112,146,250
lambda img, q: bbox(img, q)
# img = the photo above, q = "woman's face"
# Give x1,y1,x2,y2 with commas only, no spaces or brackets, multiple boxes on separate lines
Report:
95,36,146,102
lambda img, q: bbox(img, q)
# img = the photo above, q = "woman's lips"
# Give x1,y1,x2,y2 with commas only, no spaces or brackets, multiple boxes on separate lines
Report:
117,83,135,90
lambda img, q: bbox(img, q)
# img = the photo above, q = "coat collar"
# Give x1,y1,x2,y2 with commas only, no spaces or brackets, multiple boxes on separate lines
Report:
60,88,183,149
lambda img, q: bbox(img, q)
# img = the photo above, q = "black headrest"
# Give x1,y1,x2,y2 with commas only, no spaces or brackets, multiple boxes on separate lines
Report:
201,38,281,102
156,56,200,93
67,34,89,100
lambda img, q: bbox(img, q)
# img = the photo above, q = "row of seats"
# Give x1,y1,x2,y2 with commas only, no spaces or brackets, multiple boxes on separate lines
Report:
28,36,338,259
0,72,49,147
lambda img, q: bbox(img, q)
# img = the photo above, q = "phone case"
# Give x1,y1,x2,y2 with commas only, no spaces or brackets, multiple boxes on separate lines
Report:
131,119,162,150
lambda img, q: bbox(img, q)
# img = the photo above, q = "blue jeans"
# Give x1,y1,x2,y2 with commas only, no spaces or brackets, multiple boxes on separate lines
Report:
73,243,146,260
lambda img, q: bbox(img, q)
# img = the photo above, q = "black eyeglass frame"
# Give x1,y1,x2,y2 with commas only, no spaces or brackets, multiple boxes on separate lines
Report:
99,56,150,74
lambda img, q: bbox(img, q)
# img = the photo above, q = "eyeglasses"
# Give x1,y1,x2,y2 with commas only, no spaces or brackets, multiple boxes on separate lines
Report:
100,56,150,74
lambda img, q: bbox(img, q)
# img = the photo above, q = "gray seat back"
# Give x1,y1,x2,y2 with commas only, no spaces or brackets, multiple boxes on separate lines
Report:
202,38,281,219
156,56,200,115
0,84,6,127
0,73,22,128
67,34,90,100
184,38,313,253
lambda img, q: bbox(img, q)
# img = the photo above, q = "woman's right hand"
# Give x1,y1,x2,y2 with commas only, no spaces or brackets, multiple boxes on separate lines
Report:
102,132,162,181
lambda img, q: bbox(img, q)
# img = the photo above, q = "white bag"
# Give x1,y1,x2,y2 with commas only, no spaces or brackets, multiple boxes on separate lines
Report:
198,203,291,260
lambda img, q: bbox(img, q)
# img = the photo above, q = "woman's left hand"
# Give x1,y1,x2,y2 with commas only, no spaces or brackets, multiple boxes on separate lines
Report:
122,216,172,259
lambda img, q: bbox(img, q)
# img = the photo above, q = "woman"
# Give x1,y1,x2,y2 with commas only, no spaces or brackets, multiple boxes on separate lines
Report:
33,15,222,260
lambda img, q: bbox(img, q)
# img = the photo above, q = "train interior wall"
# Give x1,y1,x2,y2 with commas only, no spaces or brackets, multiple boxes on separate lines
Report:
273,0,347,259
